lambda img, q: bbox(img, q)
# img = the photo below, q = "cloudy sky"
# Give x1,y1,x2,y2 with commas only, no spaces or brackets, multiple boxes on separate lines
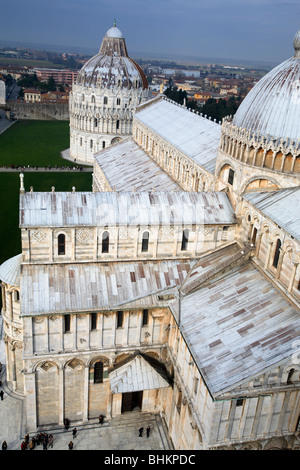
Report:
1,0,299,64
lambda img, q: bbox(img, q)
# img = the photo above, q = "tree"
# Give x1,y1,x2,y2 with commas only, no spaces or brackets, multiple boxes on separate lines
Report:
164,86,188,105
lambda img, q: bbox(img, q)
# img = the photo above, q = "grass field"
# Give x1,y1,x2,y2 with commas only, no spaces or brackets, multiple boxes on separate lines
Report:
0,120,71,167
0,172,92,266
0,119,93,266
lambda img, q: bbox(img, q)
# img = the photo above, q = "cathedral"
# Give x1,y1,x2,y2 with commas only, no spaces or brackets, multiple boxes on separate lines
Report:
0,24,300,450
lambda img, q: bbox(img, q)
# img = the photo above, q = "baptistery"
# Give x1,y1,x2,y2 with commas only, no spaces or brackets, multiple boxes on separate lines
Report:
216,30,300,196
69,22,151,163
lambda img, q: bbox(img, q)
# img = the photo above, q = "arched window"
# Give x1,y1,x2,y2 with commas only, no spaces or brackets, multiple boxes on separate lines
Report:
94,118,98,128
58,234,65,255
116,120,120,130
181,229,189,251
91,95,95,104
142,231,149,252
228,168,235,185
251,227,258,244
273,238,281,268
117,98,121,105
102,231,109,253
94,361,103,384
103,96,108,105
102,141,106,149
287,368,295,384
90,139,93,149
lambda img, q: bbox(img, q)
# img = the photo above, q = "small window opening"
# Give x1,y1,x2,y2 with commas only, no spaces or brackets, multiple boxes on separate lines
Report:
91,313,97,330
102,231,109,253
64,315,71,333
181,229,189,251
228,168,235,185
117,311,123,328
251,227,257,244
142,309,149,326
273,239,281,268
142,231,149,252
94,361,103,384
58,234,65,255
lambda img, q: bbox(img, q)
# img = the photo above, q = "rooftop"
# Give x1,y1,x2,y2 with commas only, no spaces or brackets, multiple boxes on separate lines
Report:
244,187,300,241
94,138,181,192
19,191,236,228
180,260,300,397
135,97,221,173
20,259,194,315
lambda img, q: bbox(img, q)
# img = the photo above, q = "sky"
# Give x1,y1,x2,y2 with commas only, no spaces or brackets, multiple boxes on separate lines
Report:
0,0,300,65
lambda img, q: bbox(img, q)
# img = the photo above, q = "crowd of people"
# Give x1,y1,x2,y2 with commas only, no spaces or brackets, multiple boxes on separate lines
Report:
0,164,85,171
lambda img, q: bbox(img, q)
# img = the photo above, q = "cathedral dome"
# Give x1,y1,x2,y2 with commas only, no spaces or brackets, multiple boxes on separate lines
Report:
232,30,300,143
76,22,148,89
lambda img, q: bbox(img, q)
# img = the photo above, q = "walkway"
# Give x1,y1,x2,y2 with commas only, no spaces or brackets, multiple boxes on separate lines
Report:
0,317,173,451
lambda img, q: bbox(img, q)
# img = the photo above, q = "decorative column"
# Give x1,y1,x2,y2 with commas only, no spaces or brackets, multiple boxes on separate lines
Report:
288,260,299,293
264,240,273,270
58,365,65,426
275,248,285,280
83,365,89,423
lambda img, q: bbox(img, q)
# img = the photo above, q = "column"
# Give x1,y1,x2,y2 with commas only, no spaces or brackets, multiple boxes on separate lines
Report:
264,241,273,269
7,291,13,321
275,248,284,280
83,365,89,422
58,366,64,426
288,262,299,293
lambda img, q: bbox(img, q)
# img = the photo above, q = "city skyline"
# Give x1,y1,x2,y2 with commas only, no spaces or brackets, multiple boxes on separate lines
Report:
1,1,300,65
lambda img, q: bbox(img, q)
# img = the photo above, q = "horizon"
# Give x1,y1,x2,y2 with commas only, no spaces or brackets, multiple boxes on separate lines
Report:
1,0,299,67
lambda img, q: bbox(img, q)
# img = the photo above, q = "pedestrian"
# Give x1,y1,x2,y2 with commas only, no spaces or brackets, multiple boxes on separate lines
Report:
29,439,35,450
68,441,74,450
146,426,150,438
0,390,4,401
64,418,70,430
138,427,143,437
72,428,77,439
99,414,104,425
2,441,7,450
48,434,53,448
21,441,27,450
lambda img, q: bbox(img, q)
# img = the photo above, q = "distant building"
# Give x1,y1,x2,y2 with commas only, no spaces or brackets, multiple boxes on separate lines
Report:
23,89,41,103
34,68,79,85
0,80,5,105
1,26,300,452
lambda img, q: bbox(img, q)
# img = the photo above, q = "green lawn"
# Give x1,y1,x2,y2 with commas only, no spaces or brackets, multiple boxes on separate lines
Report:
0,120,71,167
0,171,92,266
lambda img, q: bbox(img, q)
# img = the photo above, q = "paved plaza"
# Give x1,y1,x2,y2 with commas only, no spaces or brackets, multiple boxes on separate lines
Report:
0,316,173,451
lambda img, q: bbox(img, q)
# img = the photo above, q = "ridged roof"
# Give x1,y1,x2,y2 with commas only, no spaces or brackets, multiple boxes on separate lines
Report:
19,191,236,228
76,24,148,89
233,31,300,142
0,254,22,287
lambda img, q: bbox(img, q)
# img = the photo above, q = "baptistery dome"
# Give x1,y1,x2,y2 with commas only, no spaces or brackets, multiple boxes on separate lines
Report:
76,24,148,90
217,30,300,197
69,22,151,164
